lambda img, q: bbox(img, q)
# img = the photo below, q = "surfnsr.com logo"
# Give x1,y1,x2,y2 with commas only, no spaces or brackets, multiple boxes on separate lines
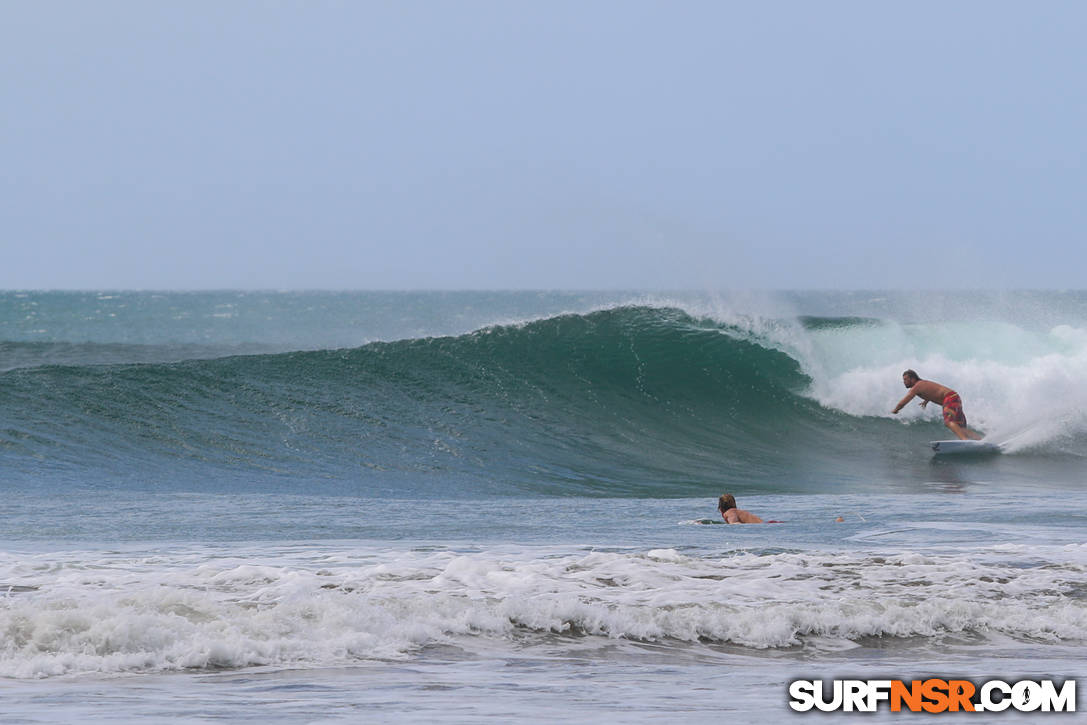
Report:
788,679,1076,713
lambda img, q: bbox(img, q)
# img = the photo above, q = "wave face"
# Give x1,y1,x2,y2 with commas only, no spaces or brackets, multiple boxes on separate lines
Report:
3,293,1087,495
1,307,858,495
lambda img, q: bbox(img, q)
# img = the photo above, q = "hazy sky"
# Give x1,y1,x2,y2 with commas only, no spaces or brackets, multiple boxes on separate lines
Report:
3,1,1085,290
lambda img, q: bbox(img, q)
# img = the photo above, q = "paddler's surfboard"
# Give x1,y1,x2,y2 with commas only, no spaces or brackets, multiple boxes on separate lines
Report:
930,440,1002,456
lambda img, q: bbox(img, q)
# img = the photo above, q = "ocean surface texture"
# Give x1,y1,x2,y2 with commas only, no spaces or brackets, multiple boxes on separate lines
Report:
2,290,1085,723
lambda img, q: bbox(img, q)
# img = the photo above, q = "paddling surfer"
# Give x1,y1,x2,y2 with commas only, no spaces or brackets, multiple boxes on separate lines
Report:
892,370,983,440
717,494,765,524
714,495,831,524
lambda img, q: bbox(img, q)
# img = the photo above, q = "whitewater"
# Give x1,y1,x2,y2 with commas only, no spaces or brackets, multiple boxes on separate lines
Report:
1,290,1085,723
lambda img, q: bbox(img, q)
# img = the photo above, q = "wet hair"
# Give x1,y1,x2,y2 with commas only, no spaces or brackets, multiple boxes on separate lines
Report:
902,369,919,382
718,494,737,513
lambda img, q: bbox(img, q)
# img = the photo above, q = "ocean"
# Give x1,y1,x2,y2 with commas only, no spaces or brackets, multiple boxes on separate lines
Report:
1,290,1085,723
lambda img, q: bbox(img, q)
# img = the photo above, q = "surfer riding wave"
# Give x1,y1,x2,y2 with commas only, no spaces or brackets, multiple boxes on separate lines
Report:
892,370,983,440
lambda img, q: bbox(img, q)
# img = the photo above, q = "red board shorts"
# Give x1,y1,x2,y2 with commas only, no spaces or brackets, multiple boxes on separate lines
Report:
942,393,967,426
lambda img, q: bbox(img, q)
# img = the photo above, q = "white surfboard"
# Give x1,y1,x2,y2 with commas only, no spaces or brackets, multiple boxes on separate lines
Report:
930,440,1002,455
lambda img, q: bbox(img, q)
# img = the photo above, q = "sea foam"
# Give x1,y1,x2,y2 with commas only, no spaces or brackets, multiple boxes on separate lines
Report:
3,544,1085,678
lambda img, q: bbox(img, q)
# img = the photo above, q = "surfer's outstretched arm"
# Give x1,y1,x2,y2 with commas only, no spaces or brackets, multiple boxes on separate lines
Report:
892,387,917,414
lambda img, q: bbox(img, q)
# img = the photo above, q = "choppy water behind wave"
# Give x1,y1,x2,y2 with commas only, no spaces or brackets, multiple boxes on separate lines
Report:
1,291,1086,495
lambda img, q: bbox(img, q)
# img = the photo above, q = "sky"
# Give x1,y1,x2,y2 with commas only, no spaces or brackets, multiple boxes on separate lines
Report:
2,1,1085,290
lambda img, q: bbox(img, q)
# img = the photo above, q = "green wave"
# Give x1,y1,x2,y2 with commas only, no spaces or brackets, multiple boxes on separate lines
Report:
0,307,897,495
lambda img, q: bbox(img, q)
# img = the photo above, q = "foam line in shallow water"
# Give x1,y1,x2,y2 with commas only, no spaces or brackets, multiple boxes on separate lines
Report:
2,544,1086,678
